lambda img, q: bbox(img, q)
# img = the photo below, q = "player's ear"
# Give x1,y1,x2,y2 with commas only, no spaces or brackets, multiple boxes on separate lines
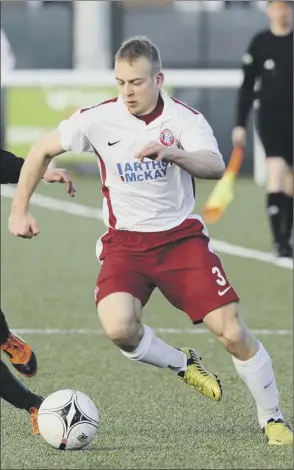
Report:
155,72,164,89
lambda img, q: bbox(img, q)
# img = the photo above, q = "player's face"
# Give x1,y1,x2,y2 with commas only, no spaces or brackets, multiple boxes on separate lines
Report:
267,2,293,27
115,57,164,115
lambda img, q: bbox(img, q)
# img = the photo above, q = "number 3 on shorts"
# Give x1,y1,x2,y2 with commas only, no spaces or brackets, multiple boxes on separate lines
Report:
212,266,227,286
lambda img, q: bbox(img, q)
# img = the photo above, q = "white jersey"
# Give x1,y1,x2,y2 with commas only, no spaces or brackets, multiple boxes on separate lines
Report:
58,90,222,232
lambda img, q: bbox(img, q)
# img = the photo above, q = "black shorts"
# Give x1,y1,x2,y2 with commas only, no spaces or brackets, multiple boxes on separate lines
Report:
257,108,293,167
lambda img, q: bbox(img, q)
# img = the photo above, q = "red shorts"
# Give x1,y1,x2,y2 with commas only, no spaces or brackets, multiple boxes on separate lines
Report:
95,218,239,324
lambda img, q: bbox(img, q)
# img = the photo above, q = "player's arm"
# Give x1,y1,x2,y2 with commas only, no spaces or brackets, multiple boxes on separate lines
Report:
172,149,224,179
9,111,92,238
10,111,92,215
1,147,74,194
137,114,224,179
0,149,24,184
10,129,66,214
236,36,258,128
232,35,259,146
169,113,225,179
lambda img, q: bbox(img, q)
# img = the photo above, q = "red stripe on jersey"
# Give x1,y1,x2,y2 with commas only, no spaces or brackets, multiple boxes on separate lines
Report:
171,98,199,115
80,97,118,114
94,149,117,229
99,97,118,106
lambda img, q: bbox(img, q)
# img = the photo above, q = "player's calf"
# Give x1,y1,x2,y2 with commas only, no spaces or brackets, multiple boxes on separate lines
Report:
204,302,258,360
120,325,222,401
98,293,222,401
97,293,185,367
204,302,292,443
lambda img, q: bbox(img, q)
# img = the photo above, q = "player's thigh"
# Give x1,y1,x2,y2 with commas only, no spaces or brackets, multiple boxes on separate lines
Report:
258,109,282,159
284,166,293,197
96,254,154,331
259,111,292,191
266,157,287,192
266,125,292,192
155,233,239,324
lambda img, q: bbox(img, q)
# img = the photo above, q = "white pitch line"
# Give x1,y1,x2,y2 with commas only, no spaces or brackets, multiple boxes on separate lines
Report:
1,185,293,270
13,328,292,336
1,185,103,219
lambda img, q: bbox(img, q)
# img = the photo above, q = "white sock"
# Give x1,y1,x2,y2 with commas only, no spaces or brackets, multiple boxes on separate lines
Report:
232,341,283,428
120,324,187,372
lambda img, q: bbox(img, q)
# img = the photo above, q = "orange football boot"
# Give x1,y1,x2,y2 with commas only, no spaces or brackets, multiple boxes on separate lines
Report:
1,332,37,377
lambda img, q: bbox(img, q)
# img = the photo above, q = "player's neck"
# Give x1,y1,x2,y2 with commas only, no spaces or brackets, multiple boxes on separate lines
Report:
270,24,293,36
135,94,164,125
137,94,161,116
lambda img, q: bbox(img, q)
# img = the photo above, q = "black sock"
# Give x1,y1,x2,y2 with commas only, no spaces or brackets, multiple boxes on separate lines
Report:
0,360,42,411
0,309,10,343
283,194,293,242
267,192,285,245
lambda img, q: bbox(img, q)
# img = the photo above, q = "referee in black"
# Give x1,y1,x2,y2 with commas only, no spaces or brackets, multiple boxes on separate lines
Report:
232,0,293,258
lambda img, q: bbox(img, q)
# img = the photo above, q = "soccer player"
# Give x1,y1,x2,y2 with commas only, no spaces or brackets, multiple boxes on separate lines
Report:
232,0,293,258
8,37,293,445
1,148,75,434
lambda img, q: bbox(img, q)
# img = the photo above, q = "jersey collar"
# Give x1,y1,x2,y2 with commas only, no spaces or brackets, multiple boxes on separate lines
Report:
117,89,173,128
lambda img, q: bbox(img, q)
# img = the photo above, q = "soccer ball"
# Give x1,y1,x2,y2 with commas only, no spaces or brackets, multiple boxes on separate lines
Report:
38,389,99,450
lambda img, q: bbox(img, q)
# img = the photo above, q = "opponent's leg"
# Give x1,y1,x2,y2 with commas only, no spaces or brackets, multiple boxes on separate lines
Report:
0,360,43,434
204,302,293,445
0,308,37,377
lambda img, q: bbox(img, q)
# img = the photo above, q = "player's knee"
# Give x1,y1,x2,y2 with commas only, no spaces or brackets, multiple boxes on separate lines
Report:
97,293,142,349
105,323,140,349
98,309,140,344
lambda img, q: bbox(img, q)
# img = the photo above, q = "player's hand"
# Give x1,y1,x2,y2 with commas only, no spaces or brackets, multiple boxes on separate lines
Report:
135,141,178,162
43,168,76,197
232,126,246,148
8,212,40,239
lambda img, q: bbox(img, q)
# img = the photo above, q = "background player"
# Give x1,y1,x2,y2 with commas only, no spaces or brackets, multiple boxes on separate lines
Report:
8,37,293,445
0,148,75,434
232,0,293,258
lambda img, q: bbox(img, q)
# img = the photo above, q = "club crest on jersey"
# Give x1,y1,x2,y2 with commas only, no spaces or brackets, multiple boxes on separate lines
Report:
159,128,175,147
